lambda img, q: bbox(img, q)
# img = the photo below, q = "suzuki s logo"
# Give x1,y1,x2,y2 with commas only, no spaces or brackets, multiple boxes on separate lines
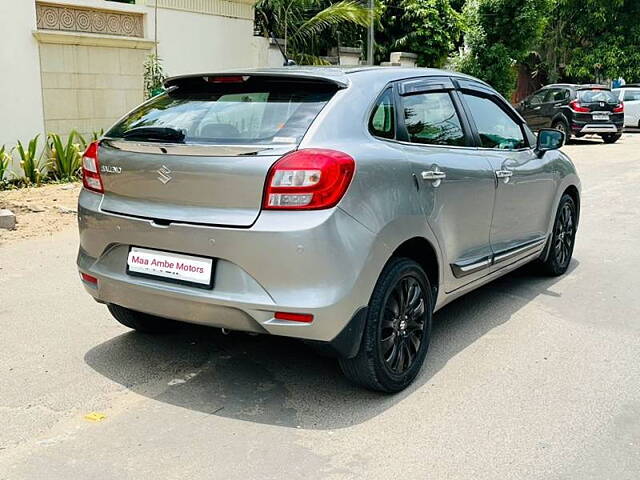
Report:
600,102,605,107
157,165,172,184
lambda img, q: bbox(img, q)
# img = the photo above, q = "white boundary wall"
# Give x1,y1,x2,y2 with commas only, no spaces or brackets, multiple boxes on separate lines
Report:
0,0,46,164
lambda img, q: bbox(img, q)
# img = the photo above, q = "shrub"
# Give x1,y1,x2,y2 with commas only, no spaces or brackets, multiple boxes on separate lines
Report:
16,135,45,186
47,131,83,181
77,129,104,151
0,145,11,189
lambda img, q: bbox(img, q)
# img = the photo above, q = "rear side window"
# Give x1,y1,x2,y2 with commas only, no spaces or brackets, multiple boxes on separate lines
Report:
529,90,547,105
107,77,337,145
623,89,640,101
400,92,466,146
369,89,395,139
462,93,526,150
545,89,569,102
577,90,618,104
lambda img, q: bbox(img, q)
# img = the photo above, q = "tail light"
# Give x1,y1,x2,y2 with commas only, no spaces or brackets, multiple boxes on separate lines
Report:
569,100,590,113
263,149,355,210
613,102,624,113
82,141,103,194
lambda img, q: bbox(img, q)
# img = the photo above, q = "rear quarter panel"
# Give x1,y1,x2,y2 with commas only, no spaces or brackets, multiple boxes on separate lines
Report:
300,75,444,305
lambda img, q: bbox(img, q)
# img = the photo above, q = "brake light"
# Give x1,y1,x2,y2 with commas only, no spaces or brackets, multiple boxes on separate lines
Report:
206,75,248,83
263,149,355,210
569,100,590,113
274,312,314,323
81,141,103,193
613,102,624,113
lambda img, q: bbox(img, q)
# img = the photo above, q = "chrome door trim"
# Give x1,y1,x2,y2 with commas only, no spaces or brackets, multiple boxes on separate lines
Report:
451,237,546,278
451,256,492,278
493,237,546,264
103,139,291,157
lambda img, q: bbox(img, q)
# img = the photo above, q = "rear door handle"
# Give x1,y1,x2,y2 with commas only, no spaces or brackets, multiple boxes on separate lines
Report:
421,170,447,180
421,170,446,187
495,169,513,183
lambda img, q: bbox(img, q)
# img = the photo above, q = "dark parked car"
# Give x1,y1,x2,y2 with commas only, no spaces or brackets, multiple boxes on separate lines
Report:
517,84,624,143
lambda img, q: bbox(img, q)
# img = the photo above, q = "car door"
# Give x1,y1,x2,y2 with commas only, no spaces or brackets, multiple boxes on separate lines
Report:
520,90,547,130
622,89,640,127
394,77,497,292
458,87,556,266
540,88,569,128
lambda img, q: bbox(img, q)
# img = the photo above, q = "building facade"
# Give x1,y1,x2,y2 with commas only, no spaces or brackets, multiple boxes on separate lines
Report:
0,0,284,168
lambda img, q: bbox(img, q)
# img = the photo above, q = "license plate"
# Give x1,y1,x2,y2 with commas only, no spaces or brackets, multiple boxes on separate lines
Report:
593,114,609,121
126,247,215,289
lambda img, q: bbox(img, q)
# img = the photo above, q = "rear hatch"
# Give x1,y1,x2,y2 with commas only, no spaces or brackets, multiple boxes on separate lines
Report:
98,74,340,227
575,88,621,122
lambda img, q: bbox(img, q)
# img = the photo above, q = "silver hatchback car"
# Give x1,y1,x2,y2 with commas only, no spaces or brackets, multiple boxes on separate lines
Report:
78,67,580,392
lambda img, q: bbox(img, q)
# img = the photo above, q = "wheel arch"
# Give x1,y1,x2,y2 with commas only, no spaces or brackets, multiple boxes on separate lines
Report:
563,184,581,225
551,113,570,129
391,237,440,300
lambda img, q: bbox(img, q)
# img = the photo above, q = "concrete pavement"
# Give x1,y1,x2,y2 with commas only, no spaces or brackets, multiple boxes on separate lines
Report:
1,134,639,479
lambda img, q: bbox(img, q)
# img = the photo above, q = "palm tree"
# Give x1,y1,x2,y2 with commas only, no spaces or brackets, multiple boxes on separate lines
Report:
255,0,375,64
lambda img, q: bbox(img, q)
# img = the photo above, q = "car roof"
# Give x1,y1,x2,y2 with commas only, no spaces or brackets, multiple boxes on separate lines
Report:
164,66,491,90
541,83,611,91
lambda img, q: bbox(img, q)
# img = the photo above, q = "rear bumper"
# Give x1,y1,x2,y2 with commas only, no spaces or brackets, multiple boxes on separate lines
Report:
571,113,624,135
577,124,620,134
77,189,379,345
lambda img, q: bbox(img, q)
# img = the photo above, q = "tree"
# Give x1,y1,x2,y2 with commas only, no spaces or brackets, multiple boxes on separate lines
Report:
540,0,640,83
377,0,463,67
255,0,374,64
453,0,551,98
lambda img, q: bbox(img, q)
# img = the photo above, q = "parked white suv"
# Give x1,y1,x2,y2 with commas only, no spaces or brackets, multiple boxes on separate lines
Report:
613,85,640,128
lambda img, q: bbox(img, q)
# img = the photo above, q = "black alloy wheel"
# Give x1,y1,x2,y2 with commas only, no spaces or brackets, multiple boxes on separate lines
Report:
540,194,577,276
380,276,426,375
339,257,433,393
553,200,575,268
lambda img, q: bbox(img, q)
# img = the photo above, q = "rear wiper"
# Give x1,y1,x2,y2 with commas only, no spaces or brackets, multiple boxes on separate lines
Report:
123,126,185,143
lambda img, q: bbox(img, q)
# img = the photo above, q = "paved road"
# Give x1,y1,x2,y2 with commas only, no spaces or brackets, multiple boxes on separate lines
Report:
1,134,639,479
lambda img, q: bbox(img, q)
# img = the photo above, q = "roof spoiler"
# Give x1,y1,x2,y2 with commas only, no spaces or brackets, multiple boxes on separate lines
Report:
164,72,349,90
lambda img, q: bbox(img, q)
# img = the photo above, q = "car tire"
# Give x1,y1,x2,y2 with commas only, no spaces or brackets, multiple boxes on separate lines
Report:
339,257,433,393
601,133,622,144
552,119,570,144
107,304,181,333
539,194,577,276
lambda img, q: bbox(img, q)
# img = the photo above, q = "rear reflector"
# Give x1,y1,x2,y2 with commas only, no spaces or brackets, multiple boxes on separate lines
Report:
80,272,98,285
274,312,314,323
81,141,104,194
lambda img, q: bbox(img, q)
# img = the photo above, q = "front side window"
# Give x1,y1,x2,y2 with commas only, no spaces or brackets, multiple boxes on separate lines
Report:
107,78,336,145
462,93,527,150
369,89,395,139
400,92,466,146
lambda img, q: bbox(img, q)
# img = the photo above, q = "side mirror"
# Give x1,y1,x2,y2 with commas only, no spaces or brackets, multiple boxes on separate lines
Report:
536,128,564,157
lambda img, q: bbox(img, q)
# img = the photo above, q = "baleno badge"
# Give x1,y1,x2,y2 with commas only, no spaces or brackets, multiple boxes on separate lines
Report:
101,165,122,174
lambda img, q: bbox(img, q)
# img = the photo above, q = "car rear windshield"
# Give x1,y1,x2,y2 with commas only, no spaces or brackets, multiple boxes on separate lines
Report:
106,77,338,145
577,90,618,104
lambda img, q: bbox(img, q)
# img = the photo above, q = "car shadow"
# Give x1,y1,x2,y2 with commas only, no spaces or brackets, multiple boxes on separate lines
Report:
565,138,603,146
84,259,579,430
